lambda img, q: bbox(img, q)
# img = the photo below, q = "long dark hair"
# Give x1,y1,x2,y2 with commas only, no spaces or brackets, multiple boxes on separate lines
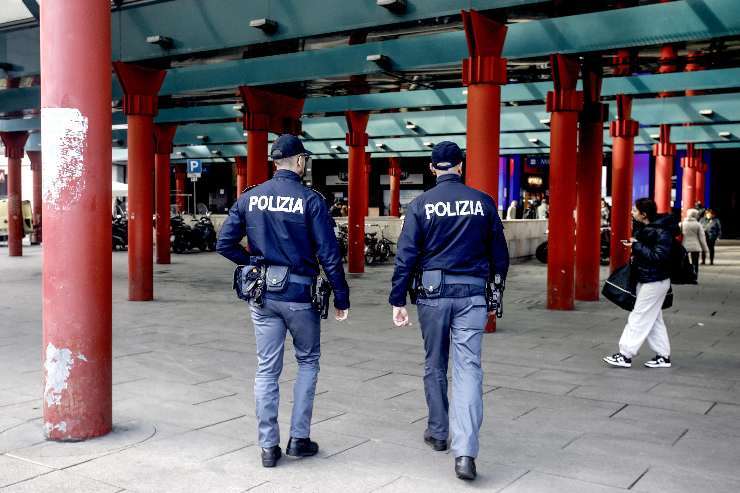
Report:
635,197,658,222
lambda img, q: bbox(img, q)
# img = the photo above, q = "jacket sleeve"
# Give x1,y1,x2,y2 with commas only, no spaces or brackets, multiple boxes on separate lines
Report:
216,199,252,265
308,194,350,310
389,202,423,307
489,201,510,281
632,229,672,266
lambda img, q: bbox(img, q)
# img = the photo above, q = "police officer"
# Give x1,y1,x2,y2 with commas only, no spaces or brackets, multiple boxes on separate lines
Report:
389,141,509,481
217,134,350,468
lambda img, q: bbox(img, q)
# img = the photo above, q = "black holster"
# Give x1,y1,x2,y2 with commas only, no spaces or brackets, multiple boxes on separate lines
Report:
312,277,332,319
233,265,267,307
486,273,505,318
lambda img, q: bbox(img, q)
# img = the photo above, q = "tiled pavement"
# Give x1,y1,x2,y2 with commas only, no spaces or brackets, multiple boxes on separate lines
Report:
1,242,739,492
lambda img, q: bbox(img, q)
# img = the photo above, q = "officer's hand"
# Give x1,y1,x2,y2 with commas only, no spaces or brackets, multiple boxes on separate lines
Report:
392,306,411,327
335,309,349,322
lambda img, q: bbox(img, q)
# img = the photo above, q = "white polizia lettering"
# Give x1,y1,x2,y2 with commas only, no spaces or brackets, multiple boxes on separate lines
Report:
249,195,304,214
424,200,485,219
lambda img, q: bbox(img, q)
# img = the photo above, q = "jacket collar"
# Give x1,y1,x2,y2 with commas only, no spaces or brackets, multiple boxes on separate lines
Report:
436,174,462,185
274,169,302,182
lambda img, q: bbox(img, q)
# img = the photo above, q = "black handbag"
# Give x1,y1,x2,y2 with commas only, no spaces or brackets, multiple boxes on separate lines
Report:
669,239,698,285
602,264,673,311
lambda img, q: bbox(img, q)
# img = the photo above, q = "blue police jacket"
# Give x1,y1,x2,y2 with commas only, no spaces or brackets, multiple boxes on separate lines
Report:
217,169,350,309
389,174,509,307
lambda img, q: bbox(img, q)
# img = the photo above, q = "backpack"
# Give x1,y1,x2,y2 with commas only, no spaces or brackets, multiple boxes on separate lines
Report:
669,238,698,285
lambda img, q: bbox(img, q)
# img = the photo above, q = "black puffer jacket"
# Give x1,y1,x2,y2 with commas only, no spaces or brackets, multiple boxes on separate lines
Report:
631,214,678,283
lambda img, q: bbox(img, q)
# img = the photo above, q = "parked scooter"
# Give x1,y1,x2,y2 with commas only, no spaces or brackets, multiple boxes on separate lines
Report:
364,224,394,265
112,214,128,251
192,214,217,251
336,224,348,261
171,214,216,253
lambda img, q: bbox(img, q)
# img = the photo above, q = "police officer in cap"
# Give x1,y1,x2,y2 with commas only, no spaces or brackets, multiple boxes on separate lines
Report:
389,141,509,480
217,134,350,468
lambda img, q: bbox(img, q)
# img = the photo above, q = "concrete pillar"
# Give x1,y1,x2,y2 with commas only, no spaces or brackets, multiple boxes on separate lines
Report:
0,132,28,256
40,0,112,440
653,124,676,214
609,95,640,271
174,164,186,213
681,143,697,219
113,62,167,301
462,9,508,331
388,157,401,217
154,124,177,265
546,54,583,311
27,150,42,244
235,156,248,195
345,111,369,274
575,59,607,302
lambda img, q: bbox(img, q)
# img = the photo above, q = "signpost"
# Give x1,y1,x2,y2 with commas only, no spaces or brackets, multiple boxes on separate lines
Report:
186,159,202,216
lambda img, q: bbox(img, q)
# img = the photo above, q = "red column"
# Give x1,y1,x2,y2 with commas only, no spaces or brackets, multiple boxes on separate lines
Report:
695,159,706,207
657,44,679,97
575,59,606,302
346,111,369,274
388,157,401,217
27,150,42,244
239,86,304,187
653,125,676,214
462,10,508,331
175,164,186,213
364,151,372,216
0,132,28,256
235,156,248,195
685,51,704,97
40,0,112,440
546,55,583,310
154,124,177,265
609,95,640,271
680,143,697,219
113,63,167,301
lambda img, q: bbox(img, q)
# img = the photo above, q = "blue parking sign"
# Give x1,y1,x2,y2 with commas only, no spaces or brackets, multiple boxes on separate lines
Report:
187,159,202,175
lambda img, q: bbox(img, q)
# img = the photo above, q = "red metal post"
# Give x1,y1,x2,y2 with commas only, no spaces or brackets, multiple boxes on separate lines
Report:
154,124,177,265
0,132,28,256
235,156,248,195
40,0,112,440
685,51,704,97
575,59,606,302
462,10,508,331
27,150,42,244
680,143,697,218
695,159,706,207
609,95,640,271
653,125,676,214
113,63,167,301
388,157,401,217
546,55,583,310
658,44,679,97
175,164,186,213
239,86,304,187
346,111,370,274
364,151,372,216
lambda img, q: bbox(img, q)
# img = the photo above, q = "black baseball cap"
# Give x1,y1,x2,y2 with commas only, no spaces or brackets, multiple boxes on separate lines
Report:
270,134,312,160
431,141,464,169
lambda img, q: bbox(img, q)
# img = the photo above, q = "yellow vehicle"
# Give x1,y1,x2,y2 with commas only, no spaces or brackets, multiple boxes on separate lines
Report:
0,198,33,242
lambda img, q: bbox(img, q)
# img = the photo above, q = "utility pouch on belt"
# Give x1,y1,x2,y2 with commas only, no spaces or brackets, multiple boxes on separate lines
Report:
419,270,444,299
233,265,267,307
265,266,290,293
486,273,505,318
312,277,332,319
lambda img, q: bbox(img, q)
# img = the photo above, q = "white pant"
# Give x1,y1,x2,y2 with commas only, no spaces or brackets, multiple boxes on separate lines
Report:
618,279,671,359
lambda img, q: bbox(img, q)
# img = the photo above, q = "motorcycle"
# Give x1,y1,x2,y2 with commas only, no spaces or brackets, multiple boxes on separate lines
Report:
192,214,217,251
535,226,611,265
112,214,128,251
336,224,349,261
364,224,395,265
171,213,217,253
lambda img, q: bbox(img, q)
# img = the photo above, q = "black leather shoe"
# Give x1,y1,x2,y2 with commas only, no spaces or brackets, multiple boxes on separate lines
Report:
423,430,448,451
286,437,319,457
261,446,282,468
455,456,477,480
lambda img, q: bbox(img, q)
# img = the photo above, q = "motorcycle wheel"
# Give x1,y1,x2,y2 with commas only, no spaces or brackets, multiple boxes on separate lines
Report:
535,241,548,264
365,253,375,265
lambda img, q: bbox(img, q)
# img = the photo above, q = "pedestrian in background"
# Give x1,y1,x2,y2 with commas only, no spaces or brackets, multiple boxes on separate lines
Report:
603,198,677,369
506,200,518,220
700,209,722,265
681,208,708,277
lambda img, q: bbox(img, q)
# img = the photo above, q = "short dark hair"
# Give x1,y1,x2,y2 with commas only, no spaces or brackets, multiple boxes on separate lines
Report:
635,197,658,222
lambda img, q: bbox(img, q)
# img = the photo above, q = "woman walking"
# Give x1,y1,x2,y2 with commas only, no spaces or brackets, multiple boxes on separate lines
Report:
603,198,677,369
700,209,722,265
681,208,708,276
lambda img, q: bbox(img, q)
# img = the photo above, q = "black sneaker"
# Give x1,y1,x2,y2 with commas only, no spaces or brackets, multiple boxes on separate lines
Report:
423,430,448,451
260,446,282,468
603,353,632,368
644,355,671,368
286,437,319,457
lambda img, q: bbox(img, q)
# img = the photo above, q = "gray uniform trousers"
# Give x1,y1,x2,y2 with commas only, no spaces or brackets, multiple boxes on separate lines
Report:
249,299,321,448
416,295,487,458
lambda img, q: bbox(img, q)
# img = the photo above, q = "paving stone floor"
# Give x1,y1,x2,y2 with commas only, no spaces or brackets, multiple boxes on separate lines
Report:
1,242,740,492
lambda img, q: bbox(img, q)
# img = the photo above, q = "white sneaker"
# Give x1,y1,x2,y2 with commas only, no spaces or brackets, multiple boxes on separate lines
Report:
644,355,672,368
603,353,632,368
